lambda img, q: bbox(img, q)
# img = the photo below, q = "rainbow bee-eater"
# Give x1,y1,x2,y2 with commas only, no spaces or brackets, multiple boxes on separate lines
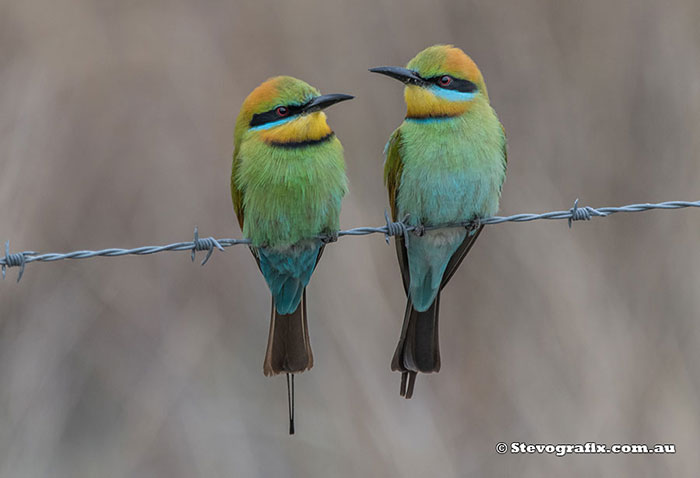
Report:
231,76,352,432
370,45,506,398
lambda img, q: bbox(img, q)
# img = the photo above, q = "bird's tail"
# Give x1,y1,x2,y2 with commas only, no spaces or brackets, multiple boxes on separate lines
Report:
264,289,314,376
391,293,441,399
264,289,313,435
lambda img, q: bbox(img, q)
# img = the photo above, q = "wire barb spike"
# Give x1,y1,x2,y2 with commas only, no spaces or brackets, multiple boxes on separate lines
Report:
191,227,224,266
383,210,411,245
568,198,589,228
2,241,35,282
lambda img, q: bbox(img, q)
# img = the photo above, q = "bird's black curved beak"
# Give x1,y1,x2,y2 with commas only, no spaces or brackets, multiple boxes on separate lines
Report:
369,66,424,86
303,93,354,113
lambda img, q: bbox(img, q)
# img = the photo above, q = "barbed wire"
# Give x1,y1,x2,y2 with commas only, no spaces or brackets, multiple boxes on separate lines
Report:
2,198,699,282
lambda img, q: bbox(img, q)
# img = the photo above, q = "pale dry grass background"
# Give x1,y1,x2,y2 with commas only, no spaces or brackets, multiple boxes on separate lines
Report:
1,0,700,476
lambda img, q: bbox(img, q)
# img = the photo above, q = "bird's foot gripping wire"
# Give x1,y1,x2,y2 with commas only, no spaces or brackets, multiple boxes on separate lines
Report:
466,217,481,235
320,231,338,244
413,223,426,237
399,371,418,399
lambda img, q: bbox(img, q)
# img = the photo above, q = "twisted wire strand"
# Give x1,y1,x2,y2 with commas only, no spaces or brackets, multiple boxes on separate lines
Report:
2,199,699,282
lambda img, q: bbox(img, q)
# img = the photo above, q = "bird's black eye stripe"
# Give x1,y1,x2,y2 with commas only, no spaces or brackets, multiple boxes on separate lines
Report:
249,103,306,128
425,75,478,93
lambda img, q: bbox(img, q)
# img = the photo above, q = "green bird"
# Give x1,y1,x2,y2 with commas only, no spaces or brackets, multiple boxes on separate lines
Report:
231,76,352,432
370,45,507,398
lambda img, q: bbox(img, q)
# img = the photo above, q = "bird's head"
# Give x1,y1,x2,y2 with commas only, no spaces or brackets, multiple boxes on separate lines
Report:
370,45,488,120
235,76,353,148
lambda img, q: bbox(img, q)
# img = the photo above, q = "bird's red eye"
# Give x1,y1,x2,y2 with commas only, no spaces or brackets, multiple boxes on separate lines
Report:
276,106,289,117
439,75,453,86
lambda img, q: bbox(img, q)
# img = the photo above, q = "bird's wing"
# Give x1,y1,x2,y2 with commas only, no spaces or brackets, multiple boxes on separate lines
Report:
231,148,245,230
440,226,484,289
500,123,508,193
384,128,404,222
384,128,411,294
501,123,508,166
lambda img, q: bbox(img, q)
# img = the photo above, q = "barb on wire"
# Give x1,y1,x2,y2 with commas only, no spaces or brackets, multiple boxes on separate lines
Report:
2,241,35,282
191,226,224,266
382,210,411,245
2,198,699,282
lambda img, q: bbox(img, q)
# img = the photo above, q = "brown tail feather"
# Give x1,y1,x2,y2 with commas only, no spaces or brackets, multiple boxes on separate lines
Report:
391,294,441,398
263,289,313,377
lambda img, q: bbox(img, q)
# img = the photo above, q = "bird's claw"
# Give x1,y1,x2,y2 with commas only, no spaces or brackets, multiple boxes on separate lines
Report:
321,232,338,244
413,224,426,237
466,217,481,235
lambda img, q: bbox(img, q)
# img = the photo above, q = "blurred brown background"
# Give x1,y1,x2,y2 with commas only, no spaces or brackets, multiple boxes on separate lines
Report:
1,0,700,476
